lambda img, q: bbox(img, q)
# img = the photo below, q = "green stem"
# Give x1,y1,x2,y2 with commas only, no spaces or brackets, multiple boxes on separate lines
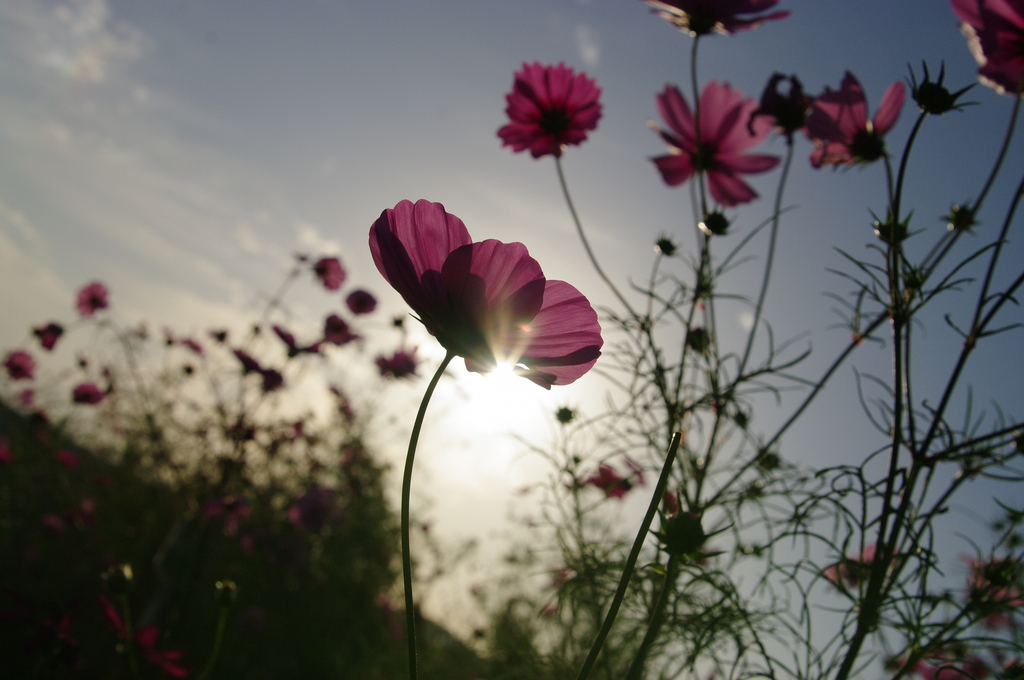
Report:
194,604,231,680
554,156,637,318
118,594,141,679
624,555,679,680
402,351,455,680
575,432,683,680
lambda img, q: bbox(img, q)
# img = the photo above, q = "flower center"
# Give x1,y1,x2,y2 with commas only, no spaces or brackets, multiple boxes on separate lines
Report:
692,143,719,172
849,129,885,162
539,107,571,138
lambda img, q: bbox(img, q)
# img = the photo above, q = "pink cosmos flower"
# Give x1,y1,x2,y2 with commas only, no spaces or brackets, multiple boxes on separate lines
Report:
272,325,321,356
313,257,346,291
584,464,634,499
345,289,377,315
952,0,1024,95
498,62,603,159
369,199,602,388
823,544,878,588
75,281,109,317
323,314,358,346
17,389,34,408
99,595,190,677
55,450,80,469
651,82,780,207
375,347,420,379
33,323,64,351
72,382,105,405
642,0,789,35
805,72,906,168
3,350,35,381
962,554,1023,628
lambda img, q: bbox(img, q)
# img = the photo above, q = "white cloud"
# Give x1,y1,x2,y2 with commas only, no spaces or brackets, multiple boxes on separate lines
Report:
0,0,147,84
574,24,600,68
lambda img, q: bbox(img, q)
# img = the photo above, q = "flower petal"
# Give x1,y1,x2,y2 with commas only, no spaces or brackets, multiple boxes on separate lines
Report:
872,81,906,135
516,280,602,388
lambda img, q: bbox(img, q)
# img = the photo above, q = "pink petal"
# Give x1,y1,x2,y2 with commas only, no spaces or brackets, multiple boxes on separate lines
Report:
721,153,780,174
652,153,697,186
516,280,602,388
656,85,695,140
707,170,758,207
872,81,906,135
369,199,472,316
699,81,745,144
441,240,546,327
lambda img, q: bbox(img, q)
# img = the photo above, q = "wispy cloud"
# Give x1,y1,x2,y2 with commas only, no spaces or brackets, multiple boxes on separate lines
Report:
0,0,147,84
574,24,600,68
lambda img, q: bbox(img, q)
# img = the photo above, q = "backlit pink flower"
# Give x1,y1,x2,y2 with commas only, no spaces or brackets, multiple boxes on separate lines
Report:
33,323,64,351
805,72,906,168
375,347,420,379
72,382,105,405
75,281,109,317
651,82,780,207
346,289,377,315
584,464,634,499
100,595,190,677
953,0,1024,94
823,544,878,588
3,350,35,380
498,62,602,159
55,450,79,469
369,200,602,388
323,314,358,346
313,257,346,291
642,0,789,35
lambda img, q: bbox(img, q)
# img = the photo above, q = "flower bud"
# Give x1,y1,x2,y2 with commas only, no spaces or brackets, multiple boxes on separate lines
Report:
216,579,238,606
699,211,730,236
660,511,706,557
103,564,134,595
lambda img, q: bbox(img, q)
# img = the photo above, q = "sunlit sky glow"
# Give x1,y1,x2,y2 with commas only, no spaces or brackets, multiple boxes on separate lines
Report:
3,0,1023,627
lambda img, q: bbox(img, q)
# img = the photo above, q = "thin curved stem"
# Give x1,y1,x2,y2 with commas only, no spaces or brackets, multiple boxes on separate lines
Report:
401,351,455,680
624,555,679,680
575,432,683,680
554,156,637,317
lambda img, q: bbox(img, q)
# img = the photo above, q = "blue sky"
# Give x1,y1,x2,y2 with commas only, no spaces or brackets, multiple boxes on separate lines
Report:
2,0,1022,627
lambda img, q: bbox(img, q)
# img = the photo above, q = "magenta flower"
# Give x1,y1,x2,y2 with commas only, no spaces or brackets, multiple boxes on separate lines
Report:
498,62,603,159
823,544,878,588
72,382,105,405
642,0,789,35
749,73,813,139
584,464,634,499
953,0,1024,95
375,347,420,379
233,348,262,374
651,82,780,207
805,72,906,168
3,350,35,381
312,256,346,291
369,200,602,388
259,368,284,393
100,595,190,677
33,323,64,351
55,450,80,469
17,389,34,408
323,314,358,346
272,325,320,356
346,289,377,315
75,281,109,317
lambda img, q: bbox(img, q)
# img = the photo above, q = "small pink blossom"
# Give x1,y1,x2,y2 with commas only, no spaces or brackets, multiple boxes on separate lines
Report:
313,257,346,291
33,323,64,351
375,347,420,379
3,350,35,381
179,338,204,356
75,281,109,317
345,289,377,315
17,389,34,408
823,544,878,588
805,72,906,168
498,62,603,159
72,382,105,405
642,0,789,36
55,450,79,469
100,595,190,677
323,314,358,346
953,0,1024,95
259,368,284,393
651,82,780,207
583,461,645,499
272,325,320,356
